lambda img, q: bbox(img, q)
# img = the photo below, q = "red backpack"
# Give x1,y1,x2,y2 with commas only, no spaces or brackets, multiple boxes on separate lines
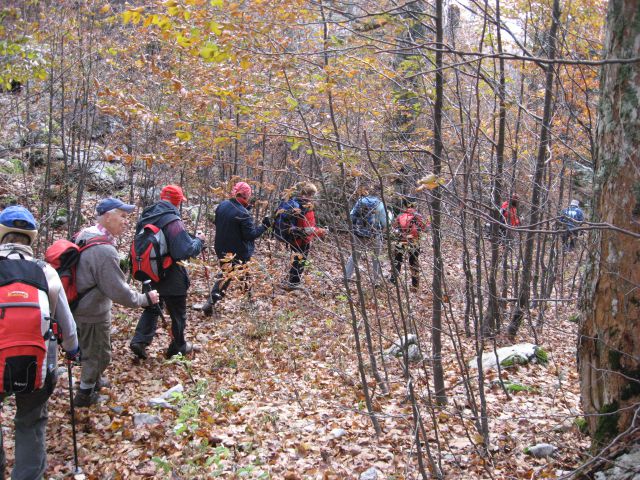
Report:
0,256,54,394
130,223,174,283
44,235,111,311
395,211,426,241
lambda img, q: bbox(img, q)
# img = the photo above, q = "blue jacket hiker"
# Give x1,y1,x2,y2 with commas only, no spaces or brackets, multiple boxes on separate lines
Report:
202,182,270,315
560,199,585,251
129,185,205,360
345,193,390,285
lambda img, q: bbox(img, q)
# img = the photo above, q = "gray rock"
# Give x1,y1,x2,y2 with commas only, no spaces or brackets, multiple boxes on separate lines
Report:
148,384,183,409
407,344,422,363
86,161,127,191
53,216,68,227
524,443,558,458
133,413,162,426
469,343,544,370
360,467,383,480
329,428,347,439
386,334,418,357
594,446,640,480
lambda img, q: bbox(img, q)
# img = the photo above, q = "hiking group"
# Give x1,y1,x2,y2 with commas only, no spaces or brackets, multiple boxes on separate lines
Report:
0,181,583,478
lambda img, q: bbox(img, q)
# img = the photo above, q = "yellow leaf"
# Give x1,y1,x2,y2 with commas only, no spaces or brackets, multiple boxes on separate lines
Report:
240,58,250,69
176,130,193,141
100,4,111,13
164,0,178,6
210,0,223,6
209,20,221,35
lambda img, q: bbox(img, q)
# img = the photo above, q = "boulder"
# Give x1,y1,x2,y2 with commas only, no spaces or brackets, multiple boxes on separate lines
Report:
594,446,640,479
468,343,548,370
524,443,558,458
86,160,127,191
385,334,421,363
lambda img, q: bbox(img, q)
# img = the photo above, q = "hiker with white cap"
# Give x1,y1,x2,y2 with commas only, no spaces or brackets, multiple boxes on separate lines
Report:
559,199,585,252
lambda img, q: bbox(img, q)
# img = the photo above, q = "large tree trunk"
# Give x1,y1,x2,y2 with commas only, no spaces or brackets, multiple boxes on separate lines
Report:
578,0,640,450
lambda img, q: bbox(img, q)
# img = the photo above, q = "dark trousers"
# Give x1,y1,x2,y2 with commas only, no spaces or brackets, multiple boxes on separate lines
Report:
288,243,310,284
0,373,55,480
131,295,188,355
562,229,578,251
391,245,420,288
209,259,248,302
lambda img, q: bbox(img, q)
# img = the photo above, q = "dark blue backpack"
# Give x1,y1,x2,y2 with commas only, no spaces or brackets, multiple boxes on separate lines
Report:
350,196,381,238
273,198,303,243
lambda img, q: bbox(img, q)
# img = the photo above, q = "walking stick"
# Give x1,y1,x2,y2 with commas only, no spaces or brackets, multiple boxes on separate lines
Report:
143,280,169,334
67,361,82,476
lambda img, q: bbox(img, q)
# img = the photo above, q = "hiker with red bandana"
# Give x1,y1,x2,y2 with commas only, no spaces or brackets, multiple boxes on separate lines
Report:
129,185,205,360
202,182,270,315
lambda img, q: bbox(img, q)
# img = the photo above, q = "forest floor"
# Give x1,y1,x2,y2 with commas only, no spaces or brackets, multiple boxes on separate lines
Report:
1,214,589,479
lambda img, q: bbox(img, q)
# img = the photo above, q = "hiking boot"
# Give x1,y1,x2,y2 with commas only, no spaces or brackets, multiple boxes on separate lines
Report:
281,281,303,291
165,341,194,359
130,342,148,360
74,389,100,408
202,293,222,317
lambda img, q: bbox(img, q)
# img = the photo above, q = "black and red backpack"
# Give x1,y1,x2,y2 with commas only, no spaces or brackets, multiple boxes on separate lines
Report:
130,214,178,283
0,255,55,394
44,235,111,311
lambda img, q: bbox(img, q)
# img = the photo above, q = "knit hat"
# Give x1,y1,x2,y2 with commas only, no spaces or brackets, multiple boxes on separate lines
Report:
0,205,38,244
570,199,580,207
160,185,187,206
231,182,252,199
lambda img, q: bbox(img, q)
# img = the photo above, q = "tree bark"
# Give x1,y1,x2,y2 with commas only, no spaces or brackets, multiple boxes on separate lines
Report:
578,0,640,450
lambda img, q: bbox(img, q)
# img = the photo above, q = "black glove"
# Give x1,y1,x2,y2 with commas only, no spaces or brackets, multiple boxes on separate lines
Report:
262,216,273,228
65,346,81,363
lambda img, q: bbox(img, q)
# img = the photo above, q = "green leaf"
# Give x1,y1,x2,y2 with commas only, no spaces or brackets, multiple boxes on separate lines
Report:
210,0,223,6
209,20,222,35
285,96,299,109
176,130,193,141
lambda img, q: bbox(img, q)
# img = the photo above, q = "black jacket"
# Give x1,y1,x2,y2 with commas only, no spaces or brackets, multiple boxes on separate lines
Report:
214,199,266,262
137,200,203,296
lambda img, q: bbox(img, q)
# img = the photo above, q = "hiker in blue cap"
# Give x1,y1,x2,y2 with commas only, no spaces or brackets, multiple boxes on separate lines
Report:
0,205,79,479
72,198,160,407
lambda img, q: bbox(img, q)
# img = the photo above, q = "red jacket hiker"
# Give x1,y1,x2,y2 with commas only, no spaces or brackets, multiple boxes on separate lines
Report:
501,199,520,227
393,207,428,244
291,203,326,248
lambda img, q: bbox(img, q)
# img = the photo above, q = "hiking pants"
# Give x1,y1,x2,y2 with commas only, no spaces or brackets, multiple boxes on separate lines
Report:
209,258,248,302
77,320,111,391
131,295,188,355
0,373,55,480
345,235,383,283
288,243,311,285
391,245,421,288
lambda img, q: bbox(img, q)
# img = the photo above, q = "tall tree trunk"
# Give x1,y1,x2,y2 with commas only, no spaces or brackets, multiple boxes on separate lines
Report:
431,0,447,405
507,0,561,339
579,0,640,450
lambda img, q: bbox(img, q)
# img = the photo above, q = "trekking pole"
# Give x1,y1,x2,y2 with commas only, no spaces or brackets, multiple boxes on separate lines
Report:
142,280,168,331
67,361,82,476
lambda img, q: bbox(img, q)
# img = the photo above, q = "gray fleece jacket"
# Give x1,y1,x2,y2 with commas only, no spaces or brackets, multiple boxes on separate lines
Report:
74,226,150,324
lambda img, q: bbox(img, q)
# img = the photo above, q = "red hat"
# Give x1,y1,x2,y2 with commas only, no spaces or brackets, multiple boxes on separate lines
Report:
160,185,187,206
231,182,252,199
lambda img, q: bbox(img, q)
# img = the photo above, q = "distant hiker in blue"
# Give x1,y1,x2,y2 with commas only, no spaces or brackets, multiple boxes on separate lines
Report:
560,199,585,252
345,187,390,286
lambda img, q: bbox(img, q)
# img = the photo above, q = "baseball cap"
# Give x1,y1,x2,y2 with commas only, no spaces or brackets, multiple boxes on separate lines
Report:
96,197,136,215
160,185,187,206
0,205,38,244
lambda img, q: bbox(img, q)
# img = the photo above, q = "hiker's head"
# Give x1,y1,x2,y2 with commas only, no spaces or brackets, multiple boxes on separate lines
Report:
510,194,519,208
232,182,252,206
96,197,135,237
160,185,187,207
0,205,38,245
570,199,580,208
402,195,417,209
298,182,318,199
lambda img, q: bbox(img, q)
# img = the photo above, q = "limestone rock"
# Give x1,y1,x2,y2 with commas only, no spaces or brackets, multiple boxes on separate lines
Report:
360,467,383,480
468,343,547,370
